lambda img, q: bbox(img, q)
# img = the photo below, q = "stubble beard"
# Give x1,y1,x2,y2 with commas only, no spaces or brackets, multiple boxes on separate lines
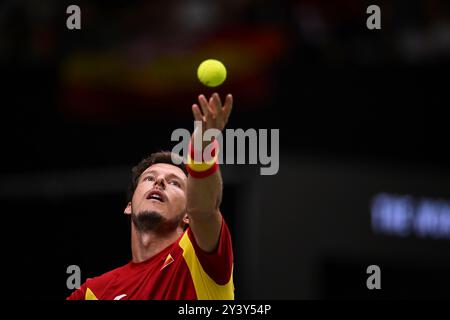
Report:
131,209,185,234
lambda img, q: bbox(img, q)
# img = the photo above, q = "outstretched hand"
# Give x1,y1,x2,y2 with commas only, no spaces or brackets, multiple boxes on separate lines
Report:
192,93,233,135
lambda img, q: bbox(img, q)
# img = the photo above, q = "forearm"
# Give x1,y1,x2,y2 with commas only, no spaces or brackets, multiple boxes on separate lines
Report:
186,128,223,219
186,168,222,218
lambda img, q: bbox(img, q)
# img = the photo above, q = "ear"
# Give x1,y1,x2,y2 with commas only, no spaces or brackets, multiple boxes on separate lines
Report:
124,202,132,215
182,213,189,226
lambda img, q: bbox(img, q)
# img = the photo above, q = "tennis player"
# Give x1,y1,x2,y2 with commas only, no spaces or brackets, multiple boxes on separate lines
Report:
67,93,234,300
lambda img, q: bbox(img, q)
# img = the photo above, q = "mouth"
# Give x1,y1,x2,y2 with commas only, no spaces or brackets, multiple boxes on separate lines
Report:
146,190,166,203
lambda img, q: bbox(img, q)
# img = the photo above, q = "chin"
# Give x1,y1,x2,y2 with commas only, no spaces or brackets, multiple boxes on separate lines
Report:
145,206,167,216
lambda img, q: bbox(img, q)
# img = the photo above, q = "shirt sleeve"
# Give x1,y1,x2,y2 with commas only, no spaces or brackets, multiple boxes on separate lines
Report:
186,216,234,285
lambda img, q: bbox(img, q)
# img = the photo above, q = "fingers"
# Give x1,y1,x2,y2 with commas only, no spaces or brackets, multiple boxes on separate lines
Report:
192,104,203,122
195,93,233,125
198,94,210,118
209,96,216,115
213,93,222,109
222,94,233,123
209,93,222,116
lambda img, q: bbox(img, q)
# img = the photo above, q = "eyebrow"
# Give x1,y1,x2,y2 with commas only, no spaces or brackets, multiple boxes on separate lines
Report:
140,171,185,184
165,173,185,183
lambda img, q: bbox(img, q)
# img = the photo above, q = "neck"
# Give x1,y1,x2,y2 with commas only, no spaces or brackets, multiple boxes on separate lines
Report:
130,223,183,263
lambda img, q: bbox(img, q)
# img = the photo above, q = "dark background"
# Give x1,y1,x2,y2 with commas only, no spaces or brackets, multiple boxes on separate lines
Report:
1,0,449,299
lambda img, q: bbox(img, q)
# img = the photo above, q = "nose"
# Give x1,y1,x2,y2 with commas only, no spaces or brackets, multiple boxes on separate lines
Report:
155,175,166,189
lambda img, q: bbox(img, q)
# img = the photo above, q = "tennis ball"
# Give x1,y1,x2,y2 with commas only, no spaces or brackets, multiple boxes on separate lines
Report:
197,59,227,87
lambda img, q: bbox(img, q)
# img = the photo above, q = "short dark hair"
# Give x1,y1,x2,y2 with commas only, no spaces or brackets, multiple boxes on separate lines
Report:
127,151,187,202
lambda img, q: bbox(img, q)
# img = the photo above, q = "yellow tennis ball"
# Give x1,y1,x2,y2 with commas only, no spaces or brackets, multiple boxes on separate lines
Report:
197,59,227,87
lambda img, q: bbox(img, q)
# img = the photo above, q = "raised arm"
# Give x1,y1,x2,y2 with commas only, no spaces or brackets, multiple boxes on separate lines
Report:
186,93,233,253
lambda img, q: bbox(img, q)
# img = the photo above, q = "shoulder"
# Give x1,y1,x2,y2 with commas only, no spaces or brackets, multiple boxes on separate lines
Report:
86,264,126,288
67,264,127,300
178,217,233,285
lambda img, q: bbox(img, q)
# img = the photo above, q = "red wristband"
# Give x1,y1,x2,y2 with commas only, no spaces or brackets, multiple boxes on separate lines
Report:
186,161,219,178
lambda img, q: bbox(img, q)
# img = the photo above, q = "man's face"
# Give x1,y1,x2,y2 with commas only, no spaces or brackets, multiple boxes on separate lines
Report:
124,163,188,232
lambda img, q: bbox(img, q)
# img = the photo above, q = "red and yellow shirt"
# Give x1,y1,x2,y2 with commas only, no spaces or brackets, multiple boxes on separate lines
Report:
67,218,234,300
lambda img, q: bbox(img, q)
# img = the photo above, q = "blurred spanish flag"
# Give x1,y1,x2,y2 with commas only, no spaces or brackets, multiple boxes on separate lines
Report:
60,25,287,122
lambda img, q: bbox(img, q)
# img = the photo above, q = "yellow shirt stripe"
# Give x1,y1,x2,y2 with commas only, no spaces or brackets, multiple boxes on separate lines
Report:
179,232,234,300
85,287,99,300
